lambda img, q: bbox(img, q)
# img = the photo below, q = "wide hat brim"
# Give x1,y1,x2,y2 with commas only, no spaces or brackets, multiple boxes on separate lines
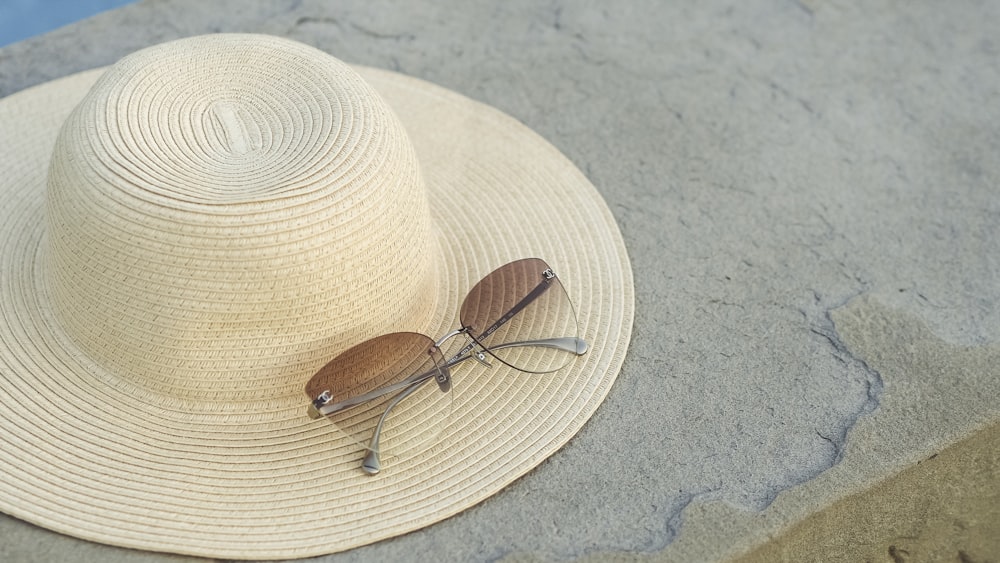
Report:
0,51,633,558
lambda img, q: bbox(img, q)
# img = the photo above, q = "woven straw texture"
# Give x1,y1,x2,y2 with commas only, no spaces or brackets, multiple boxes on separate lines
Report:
0,35,633,559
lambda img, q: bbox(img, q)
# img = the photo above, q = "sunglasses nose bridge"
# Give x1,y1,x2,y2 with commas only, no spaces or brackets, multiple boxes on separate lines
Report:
434,327,468,349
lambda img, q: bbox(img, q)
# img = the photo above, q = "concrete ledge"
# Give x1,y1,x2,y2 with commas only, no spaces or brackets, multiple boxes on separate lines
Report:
1,1,998,561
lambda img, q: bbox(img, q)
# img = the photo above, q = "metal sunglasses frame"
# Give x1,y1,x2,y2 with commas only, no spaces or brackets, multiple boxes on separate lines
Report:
306,260,588,474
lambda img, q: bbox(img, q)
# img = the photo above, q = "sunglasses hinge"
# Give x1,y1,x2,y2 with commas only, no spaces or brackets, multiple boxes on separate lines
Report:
313,390,332,408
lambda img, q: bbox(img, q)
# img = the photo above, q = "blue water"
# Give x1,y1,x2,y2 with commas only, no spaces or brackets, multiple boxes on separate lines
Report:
0,0,137,47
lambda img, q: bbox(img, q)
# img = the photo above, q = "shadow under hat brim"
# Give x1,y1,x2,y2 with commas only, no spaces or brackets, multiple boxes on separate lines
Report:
0,64,633,558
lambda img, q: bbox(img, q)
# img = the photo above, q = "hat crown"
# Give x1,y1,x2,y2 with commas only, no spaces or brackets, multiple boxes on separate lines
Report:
43,35,437,405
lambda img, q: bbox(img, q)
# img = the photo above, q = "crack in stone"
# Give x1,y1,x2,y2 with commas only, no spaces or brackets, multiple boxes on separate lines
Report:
632,293,887,558
292,15,343,29
808,300,885,465
350,23,416,41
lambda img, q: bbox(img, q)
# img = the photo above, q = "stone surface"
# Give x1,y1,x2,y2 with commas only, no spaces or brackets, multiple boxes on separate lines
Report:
732,416,1000,563
1,1,997,561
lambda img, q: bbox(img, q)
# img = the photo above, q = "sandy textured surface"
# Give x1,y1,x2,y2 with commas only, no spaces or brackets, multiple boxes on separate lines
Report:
1,1,997,561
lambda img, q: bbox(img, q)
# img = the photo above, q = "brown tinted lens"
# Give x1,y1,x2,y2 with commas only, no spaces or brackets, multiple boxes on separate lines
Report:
305,332,454,457
459,258,579,373
305,332,438,406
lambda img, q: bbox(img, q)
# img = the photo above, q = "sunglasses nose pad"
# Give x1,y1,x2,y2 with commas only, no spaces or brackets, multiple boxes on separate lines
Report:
434,364,452,392
473,348,492,368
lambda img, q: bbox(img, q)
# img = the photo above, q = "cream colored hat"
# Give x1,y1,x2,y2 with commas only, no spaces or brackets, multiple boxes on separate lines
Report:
0,34,632,559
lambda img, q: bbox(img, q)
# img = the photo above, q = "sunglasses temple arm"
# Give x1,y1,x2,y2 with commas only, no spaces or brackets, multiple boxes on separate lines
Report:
315,267,566,416
360,377,432,475
317,334,588,417
487,336,588,355
358,336,585,474
347,334,586,474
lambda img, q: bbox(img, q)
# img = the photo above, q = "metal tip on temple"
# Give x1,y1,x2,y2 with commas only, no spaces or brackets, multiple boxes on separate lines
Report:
306,404,322,419
361,449,381,475
573,337,589,355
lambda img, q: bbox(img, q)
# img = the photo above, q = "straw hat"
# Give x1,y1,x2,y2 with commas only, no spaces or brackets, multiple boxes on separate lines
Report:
0,34,632,559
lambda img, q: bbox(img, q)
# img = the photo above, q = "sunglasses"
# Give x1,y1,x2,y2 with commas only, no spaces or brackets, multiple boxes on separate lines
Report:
305,258,588,474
